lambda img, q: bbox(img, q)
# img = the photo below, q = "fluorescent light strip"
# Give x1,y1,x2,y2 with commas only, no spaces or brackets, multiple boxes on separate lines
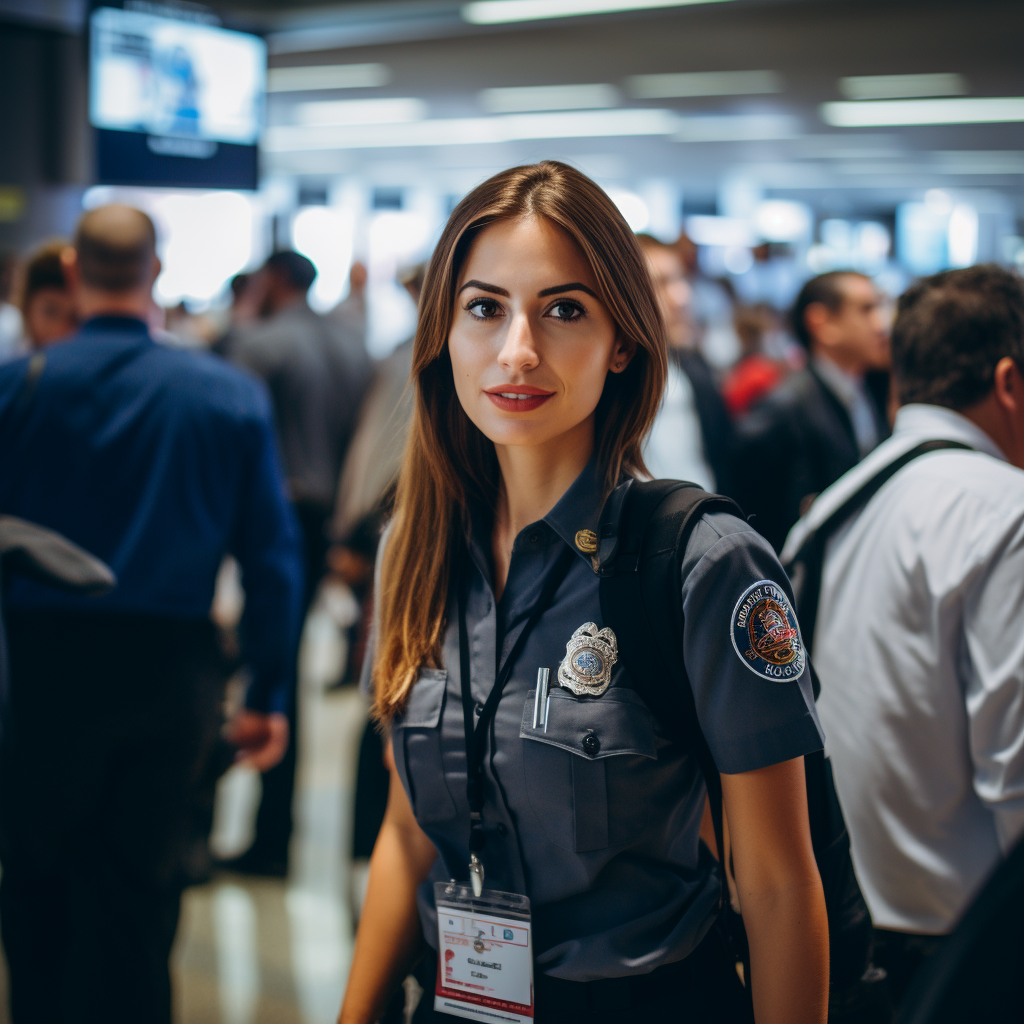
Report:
480,84,619,113
821,97,1024,127
838,73,967,101
268,64,391,92
628,70,782,99
673,114,799,142
296,98,428,126
462,0,734,25
264,108,679,151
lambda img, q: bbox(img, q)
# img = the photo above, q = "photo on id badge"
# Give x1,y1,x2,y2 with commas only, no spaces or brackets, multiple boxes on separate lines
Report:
434,882,534,1022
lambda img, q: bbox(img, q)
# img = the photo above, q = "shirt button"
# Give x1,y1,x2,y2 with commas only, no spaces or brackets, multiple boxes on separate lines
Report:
527,532,540,544
582,733,600,756
474,702,485,716
497,823,507,836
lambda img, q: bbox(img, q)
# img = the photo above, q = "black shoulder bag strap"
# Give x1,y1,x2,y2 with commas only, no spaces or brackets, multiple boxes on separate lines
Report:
787,439,974,657
597,479,743,895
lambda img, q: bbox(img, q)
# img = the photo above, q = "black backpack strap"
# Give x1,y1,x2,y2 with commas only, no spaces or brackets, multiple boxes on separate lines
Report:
598,479,743,895
787,439,973,654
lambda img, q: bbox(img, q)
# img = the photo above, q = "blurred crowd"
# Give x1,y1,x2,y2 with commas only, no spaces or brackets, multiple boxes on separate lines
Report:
0,202,1021,1024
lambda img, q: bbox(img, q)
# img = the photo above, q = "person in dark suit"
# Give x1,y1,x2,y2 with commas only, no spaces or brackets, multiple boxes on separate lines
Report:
0,205,304,1024
635,234,737,497
735,271,891,551
221,250,373,876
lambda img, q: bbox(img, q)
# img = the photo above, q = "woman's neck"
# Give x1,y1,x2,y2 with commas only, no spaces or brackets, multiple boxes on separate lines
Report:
489,419,594,600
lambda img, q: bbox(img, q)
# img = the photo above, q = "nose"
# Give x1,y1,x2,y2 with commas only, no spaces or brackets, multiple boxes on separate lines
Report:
497,311,540,375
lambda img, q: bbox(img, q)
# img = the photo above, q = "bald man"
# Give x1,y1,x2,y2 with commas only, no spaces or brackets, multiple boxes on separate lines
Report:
0,205,303,1024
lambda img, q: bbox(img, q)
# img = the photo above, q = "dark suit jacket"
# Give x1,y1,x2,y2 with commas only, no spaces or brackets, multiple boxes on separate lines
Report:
734,366,889,552
676,349,738,500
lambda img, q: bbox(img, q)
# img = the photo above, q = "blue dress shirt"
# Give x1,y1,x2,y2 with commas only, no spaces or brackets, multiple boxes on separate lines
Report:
0,316,303,713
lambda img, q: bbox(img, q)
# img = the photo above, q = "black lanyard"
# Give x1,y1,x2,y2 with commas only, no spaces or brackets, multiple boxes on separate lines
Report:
457,541,576,862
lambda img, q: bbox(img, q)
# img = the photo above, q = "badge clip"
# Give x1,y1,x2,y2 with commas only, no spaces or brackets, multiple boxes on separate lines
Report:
469,853,485,898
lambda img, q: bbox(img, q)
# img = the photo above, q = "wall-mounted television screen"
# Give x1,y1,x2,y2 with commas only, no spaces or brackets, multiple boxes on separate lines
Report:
89,6,266,189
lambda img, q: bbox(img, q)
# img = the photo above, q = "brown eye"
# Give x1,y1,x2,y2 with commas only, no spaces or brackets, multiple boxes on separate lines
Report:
467,298,501,319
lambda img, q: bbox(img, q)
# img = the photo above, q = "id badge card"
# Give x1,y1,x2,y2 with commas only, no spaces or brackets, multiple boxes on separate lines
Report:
434,882,534,1022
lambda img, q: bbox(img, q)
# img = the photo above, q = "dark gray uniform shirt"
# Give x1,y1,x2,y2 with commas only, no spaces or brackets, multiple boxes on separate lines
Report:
367,459,824,982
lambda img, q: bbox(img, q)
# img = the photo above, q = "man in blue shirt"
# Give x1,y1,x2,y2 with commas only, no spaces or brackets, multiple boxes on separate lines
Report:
0,205,304,1024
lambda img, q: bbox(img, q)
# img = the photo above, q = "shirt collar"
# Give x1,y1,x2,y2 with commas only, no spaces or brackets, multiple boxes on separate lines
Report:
812,354,864,411
79,315,152,337
542,454,609,567
894,403,1007,462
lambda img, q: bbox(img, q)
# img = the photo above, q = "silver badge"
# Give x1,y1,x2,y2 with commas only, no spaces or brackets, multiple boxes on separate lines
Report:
557,622,618,697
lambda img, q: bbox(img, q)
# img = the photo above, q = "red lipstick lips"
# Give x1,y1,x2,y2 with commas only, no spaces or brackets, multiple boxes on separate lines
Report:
484,384,555,413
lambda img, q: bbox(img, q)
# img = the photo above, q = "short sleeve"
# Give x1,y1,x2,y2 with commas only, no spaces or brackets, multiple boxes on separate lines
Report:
681,511,824,774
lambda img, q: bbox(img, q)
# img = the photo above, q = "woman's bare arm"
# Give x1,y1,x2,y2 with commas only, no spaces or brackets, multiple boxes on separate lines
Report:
338,756,439,1024
721,756,829,1024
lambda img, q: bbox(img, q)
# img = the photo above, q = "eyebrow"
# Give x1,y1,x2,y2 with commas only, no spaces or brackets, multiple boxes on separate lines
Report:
457,280,509,296
538,282,598,299
457,279,599,299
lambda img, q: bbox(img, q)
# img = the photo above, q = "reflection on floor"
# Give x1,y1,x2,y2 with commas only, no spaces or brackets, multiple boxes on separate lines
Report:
175,601,369,1024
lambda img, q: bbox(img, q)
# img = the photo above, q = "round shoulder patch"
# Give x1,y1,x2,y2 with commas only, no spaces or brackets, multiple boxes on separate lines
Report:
730,579,806,682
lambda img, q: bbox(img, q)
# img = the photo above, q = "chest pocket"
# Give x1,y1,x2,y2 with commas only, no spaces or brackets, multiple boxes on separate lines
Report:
392,668,458,824
520,686,657,853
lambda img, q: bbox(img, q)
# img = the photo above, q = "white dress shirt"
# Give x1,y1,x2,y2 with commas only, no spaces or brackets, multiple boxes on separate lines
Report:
783,404,1024,934
642,358,715,490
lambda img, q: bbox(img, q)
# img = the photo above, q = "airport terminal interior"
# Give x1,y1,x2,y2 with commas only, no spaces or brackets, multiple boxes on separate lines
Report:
1,1,1023,1022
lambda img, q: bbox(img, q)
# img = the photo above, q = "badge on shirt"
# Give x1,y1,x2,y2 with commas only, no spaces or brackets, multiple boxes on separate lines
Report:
730,580,806,682
558,622,618,696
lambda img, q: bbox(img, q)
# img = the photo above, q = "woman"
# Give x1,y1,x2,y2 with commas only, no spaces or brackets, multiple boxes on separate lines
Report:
339,162,828,1024
18,240,78,349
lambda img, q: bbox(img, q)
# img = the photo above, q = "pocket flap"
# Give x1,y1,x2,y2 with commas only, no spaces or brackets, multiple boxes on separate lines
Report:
393,668,448,729
520,686,657,759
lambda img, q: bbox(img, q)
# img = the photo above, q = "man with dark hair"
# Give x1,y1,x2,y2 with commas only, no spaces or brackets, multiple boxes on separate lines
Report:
222,248,372,876
783,264,1024,1010
0,204,304,1024
735,270,890,550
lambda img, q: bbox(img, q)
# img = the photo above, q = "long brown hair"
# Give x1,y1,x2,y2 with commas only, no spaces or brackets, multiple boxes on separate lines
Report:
372,160,667,722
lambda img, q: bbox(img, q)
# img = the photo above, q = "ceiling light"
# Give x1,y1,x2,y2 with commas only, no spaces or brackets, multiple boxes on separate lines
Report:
821,97,1024,127
267,64,391,92
628,70,782,99
838,73,967,101
264,108,680,151
479,84,619,113
672,114,799,142
462,0,733,25
295,98,427,126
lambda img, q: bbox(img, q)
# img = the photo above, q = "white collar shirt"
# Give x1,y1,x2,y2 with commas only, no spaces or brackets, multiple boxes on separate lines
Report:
784,403,1024,934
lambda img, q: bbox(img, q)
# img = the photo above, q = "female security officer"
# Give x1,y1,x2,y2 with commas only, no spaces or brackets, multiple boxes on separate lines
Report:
339,162,828,1024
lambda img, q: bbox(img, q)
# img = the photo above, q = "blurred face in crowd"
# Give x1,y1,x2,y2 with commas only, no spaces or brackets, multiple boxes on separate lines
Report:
643,243,693,350
448,215,632,454
808,274,890,375
24,286,77,348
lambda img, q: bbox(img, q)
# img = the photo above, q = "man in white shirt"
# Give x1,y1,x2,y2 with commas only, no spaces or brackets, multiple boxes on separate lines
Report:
783,264,1024,1006
636,234,735,494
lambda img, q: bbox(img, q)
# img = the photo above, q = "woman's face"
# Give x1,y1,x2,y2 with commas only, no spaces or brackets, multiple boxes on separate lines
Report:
449,215,632,453
25,287,77,348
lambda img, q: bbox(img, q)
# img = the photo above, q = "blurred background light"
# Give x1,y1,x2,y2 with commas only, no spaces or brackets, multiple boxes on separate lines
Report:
267,64,391,92
754,200,812,243
837,73,968,101
296,98,427,126
479,84,619,112
685,216,756,248
822,97,1024,127
605,188,650,232
462,0,735,25
291,206,354,313
627,70,782,99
